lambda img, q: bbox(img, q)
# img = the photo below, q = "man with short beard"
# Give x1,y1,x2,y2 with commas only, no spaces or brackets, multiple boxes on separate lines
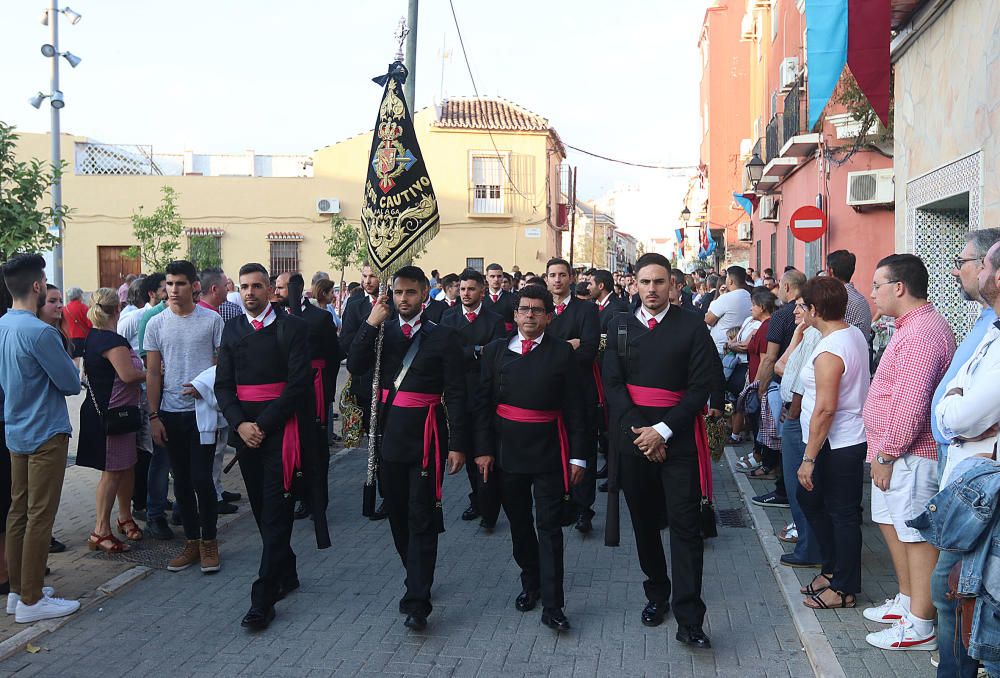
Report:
348,265,468,631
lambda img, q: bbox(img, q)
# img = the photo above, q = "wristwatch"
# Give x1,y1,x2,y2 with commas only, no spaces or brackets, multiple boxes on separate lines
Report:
801,455,815,464
875,454,896,465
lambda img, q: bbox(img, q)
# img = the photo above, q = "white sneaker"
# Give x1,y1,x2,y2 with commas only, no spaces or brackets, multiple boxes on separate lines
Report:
865,618,937,651
863,594,905,623
6,587,56,614
14,594,80,624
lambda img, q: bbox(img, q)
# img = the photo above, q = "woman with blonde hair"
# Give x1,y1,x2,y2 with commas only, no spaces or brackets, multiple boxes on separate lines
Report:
76,288,146,552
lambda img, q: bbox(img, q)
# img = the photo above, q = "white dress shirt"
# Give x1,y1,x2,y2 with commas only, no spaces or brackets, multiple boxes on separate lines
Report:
635,305,674,443
506,332,585,469
399,311,423,337
463,303,483,321
245,303,276,328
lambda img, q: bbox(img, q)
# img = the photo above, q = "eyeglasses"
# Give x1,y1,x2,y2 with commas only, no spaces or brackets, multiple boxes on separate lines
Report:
954,256,983,269
871,280,900,292
515,306,546,316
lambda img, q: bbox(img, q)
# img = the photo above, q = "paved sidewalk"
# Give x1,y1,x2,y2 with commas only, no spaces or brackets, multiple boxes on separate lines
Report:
730,442,936,678
0,448,813,677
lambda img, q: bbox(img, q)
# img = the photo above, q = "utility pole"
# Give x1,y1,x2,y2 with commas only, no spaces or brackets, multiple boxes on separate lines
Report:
404,0,418,107
568,167,577,268
49,0,64,291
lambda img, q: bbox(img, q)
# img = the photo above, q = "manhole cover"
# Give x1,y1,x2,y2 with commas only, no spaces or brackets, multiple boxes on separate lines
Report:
89,536,226,569
717,508,747,528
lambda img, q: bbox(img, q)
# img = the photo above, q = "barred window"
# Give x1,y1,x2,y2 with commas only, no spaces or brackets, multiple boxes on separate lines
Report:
270,241,299,275
466,258,484,273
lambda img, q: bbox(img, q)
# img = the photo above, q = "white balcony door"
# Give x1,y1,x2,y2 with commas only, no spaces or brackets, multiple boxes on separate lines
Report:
472,156,505,214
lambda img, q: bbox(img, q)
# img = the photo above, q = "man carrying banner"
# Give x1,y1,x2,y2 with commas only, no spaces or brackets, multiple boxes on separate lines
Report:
215,263,310,631
474,284,587,631
347,266,468,631
603,253,722,648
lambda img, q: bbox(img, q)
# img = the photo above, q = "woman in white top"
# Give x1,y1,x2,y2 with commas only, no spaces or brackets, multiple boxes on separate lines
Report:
795,277,870,611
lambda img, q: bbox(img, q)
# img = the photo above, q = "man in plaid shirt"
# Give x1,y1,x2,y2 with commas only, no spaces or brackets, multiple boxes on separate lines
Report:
861,254,955,652
826,250,872,343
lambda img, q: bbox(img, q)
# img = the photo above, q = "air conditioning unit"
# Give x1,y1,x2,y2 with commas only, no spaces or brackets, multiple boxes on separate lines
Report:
738,222,752,242
759,195,779,222
779,57,799,92
846,169,894,206
740,13,757,40
316,198,341,214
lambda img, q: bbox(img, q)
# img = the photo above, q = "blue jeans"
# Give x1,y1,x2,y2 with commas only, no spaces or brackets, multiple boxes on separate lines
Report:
781,416,822,563
146,442,171,521
932,542,980,677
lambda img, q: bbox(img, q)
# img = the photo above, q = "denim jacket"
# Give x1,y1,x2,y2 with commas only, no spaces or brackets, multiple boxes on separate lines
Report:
907,456,1000,661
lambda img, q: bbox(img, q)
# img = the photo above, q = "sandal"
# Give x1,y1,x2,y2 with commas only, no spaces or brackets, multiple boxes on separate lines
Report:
117,518,143,541
778,523,799,543
803,590,856,610
748,465,777,480
800,573,833,596
735,453,761,473
88,532,130,553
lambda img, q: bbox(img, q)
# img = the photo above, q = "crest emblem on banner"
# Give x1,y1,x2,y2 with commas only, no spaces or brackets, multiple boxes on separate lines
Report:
361,63,440,278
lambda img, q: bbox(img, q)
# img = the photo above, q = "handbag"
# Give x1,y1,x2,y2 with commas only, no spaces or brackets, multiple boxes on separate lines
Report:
83,346,142,436
946,560,974,650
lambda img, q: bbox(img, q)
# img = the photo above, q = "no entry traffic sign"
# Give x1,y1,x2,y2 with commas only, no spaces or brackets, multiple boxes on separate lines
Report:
789,205,827,243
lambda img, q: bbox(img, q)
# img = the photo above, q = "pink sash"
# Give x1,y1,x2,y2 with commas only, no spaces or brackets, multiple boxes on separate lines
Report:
381,390,444,500
310,359,327,424
496,404,571,493
236,383,300,492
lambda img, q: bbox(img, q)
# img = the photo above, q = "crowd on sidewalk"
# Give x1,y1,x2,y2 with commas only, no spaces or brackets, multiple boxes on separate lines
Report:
0,236,998,677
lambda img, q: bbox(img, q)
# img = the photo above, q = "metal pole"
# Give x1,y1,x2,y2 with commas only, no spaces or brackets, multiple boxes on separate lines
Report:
50,0,64,291
568,167,576,269
404,0,418,108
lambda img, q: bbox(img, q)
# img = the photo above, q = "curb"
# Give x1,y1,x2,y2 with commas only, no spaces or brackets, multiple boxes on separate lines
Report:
724,446,847,678
0,445,361,662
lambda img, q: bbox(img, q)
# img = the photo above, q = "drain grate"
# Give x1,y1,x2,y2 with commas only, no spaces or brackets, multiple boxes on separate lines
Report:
90,536,226,569
717,508,747,528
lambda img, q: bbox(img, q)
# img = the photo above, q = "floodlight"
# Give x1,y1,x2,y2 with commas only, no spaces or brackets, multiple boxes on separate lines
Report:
50,91,65,109
29,92,47,109
62,7,82,24
41,43,56,57
62,52,81,68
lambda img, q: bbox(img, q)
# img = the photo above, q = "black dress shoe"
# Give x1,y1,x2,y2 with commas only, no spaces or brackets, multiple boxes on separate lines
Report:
595,462,608,479
676,625,711,648
241,606,275,630
221,491,241,502
598,481,608,493
403,614,427,631
369,501,388,521
575,514,592,534
146,516,174,541
49,538,67,554
276,578,300,601
541,609,571,631
461,504,480,521
641,601,669,627
515,591,540,612
217,501,238,515
293,501,310,520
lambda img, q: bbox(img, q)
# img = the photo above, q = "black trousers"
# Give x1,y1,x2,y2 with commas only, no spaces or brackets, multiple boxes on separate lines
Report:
160,411,217,540
620,450,706,627
796,440,866,594
132,449,151,512
572,413,598,518
238,435,296,609
501,469,565,613
380,459,440,617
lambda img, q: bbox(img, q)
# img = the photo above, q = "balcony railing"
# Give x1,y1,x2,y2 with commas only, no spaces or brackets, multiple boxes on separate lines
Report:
783,79,803,139
765,114,783,162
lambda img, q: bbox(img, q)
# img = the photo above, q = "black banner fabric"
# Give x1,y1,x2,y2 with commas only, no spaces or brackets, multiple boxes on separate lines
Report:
361,63,440,278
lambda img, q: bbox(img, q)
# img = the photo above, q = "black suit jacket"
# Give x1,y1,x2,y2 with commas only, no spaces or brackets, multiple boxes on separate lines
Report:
422,298,448,324
347,320,468,464
597,295,631,334
602,306,722,459
545,297,601,408
482,290,514,328
440,304,506,409
474,335,588,475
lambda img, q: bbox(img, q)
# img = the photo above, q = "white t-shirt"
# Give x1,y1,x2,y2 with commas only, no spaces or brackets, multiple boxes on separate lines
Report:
800,326,870,449
143,305,223,413
734,316,761,364
707,288,752,354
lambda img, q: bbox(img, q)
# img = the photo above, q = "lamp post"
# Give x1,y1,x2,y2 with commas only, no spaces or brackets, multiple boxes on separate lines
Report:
745,151,764,190
32,2,81,291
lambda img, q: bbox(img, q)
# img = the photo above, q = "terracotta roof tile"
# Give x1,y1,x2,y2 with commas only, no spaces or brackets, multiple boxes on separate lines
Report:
266,231,303,241
185,227,224,237
433,97,551,132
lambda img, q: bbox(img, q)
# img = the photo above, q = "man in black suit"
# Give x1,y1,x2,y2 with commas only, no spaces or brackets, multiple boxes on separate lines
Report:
603,253,722,649
543,257,601,534
440,269,505,526
274,273,340,535
422,293,448,324
482,263,514,332
439,273,460,309
339,263,390,520
347,265,468,632
474,284,587,632
215,263,311,631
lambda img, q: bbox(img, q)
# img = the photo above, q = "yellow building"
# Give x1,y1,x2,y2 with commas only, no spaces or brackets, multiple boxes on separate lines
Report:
15,97,567,289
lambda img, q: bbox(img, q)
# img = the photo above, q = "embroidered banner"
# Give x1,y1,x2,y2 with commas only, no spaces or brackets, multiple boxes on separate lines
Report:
361,62,440,278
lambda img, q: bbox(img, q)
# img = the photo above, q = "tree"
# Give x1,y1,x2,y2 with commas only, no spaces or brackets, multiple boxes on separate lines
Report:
189,235,221,271
125,186,184,271
325,216,363,310
0,122,65,261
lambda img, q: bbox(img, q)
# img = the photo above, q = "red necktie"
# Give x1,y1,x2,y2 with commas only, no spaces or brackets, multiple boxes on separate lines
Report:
466,312,477,323
401,323,413,339
251,319,264,331
491,294,499,304
647,317,658,329
448,299,456,307
556,303,566,316
521,339,533,355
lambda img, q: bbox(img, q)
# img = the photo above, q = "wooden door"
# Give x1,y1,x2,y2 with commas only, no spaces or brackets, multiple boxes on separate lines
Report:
98,246,141,289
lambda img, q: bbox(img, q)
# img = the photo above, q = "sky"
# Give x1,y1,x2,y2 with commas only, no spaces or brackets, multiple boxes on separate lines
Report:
1,0,707,237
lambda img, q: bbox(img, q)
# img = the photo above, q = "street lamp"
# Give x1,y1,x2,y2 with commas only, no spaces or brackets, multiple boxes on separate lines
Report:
680,206,691,223
31,1,82,292
745,151,765,188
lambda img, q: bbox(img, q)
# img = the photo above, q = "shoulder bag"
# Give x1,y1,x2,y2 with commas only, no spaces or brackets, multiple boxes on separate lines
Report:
84,341,142,435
